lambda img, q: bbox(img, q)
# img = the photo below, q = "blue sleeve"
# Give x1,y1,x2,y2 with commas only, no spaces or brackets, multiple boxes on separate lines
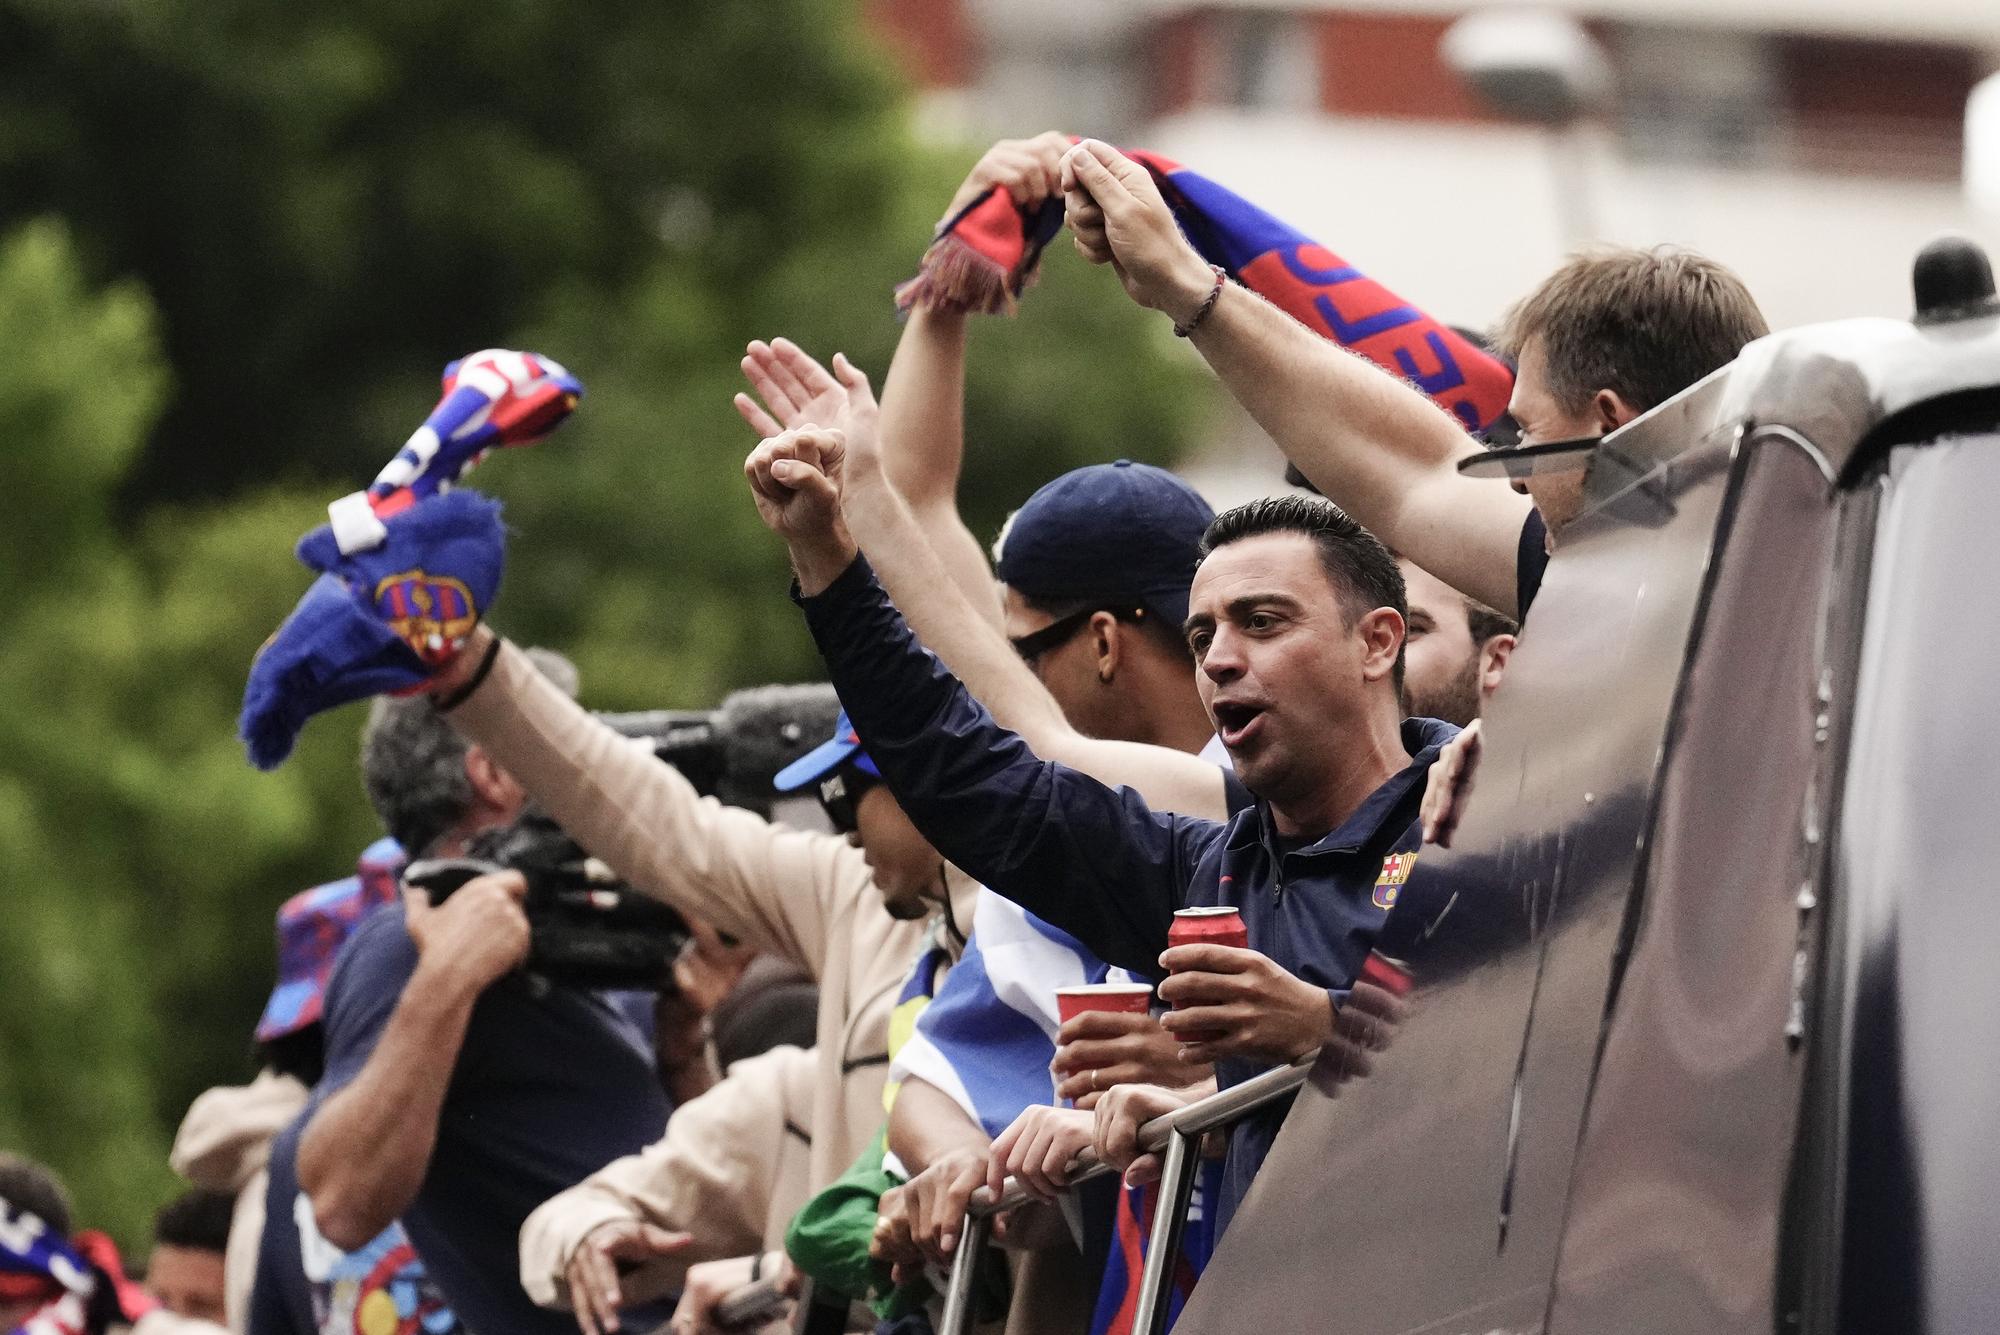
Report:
797,556,1224,974
316,911,420,1097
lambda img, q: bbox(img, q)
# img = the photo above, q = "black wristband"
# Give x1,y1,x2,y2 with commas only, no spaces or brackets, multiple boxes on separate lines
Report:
433,633,502,713
750,1251,764,1283
1173,265,1228,338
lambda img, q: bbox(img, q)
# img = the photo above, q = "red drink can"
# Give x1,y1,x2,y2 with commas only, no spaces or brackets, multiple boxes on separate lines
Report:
1168,906,1248,953
1357,950,1414,998
1166,908,1245,1044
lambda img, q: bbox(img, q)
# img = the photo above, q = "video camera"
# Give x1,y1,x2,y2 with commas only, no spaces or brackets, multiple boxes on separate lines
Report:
598,681,841,821
403,810,690,991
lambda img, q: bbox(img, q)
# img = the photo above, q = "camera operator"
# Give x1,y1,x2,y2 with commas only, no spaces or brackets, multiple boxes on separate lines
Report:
294,652,691,1335
409,610,983,1332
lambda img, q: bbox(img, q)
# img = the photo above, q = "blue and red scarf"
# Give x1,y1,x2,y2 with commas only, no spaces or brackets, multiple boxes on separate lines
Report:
896,144,1513,434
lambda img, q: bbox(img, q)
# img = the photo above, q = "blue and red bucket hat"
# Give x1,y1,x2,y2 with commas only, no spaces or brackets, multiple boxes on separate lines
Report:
255,837,405,1042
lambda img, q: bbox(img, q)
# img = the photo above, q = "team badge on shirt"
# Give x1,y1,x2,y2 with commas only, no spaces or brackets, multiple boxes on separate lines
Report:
1373,851,1419,909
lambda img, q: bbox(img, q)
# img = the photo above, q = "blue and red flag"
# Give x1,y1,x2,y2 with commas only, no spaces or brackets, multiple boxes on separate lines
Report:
895,144,1513,433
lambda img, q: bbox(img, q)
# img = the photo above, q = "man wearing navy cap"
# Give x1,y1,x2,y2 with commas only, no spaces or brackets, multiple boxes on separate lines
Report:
989,460,1221,758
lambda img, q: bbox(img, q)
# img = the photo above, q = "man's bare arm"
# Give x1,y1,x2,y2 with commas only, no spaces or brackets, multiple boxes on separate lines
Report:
870,305,1002,627
298,874,529,1250
1060,138,1532,617
1185,285,1530,615
887,1075,992,1175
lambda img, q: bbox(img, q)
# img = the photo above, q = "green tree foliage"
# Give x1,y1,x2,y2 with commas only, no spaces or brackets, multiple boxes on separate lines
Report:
0,0,1209,1245
0,221,383,1245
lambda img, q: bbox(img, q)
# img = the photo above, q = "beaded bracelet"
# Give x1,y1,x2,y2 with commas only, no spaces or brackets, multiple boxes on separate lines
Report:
1174,265,1228,338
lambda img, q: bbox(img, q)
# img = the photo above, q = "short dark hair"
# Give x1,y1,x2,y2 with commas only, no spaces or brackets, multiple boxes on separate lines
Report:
0,1152,73,1238
154,1188,234,1254
1497,246,1769,415
1465,602,1518,646
361,646,577,855
1198,495,1407,688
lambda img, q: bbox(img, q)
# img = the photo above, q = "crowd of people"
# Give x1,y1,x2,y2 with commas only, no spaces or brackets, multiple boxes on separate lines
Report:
4,129,1771,1335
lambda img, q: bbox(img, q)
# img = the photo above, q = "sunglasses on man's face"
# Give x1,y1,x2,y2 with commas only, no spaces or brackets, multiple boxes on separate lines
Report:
816,766,878,835
1008,605,1149,666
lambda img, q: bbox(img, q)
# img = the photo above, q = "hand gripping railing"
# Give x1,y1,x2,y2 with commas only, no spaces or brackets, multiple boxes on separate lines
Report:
709,1056,1314,1334
939,1054,1315,1335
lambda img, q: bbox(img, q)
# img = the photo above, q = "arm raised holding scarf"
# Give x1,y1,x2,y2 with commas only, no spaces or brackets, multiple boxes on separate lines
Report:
1059,138,1533,619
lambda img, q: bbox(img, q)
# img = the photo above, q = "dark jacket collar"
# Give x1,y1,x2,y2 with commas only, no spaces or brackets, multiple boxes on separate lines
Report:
1225,716,1460,860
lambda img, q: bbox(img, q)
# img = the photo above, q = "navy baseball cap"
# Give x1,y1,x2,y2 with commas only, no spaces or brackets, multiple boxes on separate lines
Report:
994,461,1215,630
773,708,880,793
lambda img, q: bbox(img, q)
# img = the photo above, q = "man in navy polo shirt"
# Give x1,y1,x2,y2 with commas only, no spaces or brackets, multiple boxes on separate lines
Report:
743,426,1454,1234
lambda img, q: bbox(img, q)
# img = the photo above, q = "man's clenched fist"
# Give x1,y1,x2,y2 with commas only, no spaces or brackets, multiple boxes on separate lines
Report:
744,427,857,595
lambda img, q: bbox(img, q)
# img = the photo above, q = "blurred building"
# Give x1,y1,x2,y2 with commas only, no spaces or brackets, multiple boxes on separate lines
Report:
867,0,2000,333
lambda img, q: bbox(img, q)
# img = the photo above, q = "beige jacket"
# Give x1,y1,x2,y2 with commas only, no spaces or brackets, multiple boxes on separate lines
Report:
451,644,977,1253
518,1044,817,1307
169,1070,310,1333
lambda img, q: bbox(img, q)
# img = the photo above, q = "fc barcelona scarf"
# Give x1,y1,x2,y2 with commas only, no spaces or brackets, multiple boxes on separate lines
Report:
895,144,1513,434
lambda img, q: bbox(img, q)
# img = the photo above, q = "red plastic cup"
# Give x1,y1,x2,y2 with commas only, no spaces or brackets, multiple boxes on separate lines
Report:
1056,982,1156,1025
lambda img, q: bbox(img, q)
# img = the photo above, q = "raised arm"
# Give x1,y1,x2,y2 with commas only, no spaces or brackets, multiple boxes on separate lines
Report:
744,427,1219,975
870,134,1078,627
1060,139,1533,617
740,343,1229,821
426,626,869,978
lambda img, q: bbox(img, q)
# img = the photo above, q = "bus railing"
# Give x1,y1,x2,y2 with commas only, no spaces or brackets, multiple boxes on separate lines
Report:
713,1054,1315,1334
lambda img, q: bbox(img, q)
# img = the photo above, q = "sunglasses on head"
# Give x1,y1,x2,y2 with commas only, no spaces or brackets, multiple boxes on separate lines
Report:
1009,604,1149,666
815,765,878,835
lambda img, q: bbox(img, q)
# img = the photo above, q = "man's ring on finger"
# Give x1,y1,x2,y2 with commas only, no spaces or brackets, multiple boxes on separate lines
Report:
1091,1067,1102,1092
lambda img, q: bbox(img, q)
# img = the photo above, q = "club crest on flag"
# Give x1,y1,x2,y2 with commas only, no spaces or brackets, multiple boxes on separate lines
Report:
374,569,477,664
1373,851,1419,909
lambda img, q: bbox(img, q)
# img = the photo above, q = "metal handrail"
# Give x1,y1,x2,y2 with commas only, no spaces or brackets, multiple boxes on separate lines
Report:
944,1055,1315,1335
712,1056,1316,1333
969,1050,1316,1219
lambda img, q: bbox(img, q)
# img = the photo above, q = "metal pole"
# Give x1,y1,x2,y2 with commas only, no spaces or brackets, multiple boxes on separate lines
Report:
1129,1128,1202,1335
936,1209,991,1335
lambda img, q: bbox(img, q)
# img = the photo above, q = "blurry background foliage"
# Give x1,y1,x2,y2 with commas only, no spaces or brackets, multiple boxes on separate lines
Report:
0,0,1208,1246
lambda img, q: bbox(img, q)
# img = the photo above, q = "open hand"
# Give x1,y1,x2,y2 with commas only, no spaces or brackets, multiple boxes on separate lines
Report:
1156,944,1336,1065
734,342,882,481
564,1219,692,1335
1060,139,1215,321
